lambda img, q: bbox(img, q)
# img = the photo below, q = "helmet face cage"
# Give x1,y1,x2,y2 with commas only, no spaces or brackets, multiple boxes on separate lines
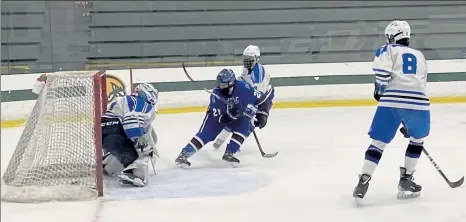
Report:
135,83,159,106
243,55,257,69
218,82,230,89
216,69,236,94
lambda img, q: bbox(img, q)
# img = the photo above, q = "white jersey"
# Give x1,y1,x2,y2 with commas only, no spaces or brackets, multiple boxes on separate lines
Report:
372,44,429,111
239,63,272,94
103,95,157,140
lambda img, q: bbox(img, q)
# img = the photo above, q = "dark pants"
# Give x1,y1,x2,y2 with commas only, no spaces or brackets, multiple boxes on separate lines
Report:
101,117,138,167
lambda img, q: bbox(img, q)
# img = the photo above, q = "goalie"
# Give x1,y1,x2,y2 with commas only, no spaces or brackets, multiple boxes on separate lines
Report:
101,83,159,187
32,74,159,187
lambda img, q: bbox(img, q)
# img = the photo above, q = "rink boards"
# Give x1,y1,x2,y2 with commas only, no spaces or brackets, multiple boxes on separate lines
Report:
2,59,466,128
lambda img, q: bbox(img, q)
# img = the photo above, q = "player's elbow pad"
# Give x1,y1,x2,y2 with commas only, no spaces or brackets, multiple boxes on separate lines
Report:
122,113,145,140
258,100,272,115
255,86,275,106
266,86,275,101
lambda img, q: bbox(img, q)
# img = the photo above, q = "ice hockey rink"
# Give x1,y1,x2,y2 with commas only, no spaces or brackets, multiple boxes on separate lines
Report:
2,104,466,222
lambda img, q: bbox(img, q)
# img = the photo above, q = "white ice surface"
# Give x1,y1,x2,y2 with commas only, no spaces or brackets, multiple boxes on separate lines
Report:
2,104,466,222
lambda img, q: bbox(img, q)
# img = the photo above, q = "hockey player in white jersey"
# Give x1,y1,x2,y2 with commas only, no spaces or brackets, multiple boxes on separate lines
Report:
101,83,159,187
353,20,430,200
212,45,275,149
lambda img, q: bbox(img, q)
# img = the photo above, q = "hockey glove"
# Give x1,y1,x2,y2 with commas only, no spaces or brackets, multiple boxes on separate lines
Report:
226,103,241,119
135,133,155,157
243,104,258,119
254,112,268,129
399,126,410,138
219,114,234,124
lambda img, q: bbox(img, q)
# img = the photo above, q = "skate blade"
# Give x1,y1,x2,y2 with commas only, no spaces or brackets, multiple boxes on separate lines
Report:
223,160,239,168
354,197,364,207
118,174,146,187
397,191,420,200
176,162,191,169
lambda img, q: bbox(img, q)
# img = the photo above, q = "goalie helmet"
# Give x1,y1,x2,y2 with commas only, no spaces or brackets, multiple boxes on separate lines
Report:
134,83,159,106
385,20,411,44
242,45,261,70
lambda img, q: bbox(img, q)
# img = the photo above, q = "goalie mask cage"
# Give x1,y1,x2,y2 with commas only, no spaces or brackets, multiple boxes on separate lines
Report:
1,70,107,203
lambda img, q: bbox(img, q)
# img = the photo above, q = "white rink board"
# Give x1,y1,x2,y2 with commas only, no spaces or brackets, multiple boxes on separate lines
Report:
2,59,466,121
2,81,466,121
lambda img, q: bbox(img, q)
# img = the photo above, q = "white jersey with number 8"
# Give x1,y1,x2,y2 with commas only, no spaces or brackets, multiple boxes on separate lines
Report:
372,44,429,111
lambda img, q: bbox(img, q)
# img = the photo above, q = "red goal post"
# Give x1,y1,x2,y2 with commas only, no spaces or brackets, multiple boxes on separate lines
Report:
1,70,108,202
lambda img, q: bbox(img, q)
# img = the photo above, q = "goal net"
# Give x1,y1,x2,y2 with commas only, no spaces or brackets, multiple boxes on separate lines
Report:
1,71,107,202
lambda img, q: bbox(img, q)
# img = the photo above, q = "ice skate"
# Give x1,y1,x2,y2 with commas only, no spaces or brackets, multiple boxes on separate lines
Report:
222,151,240,167
175,151,192,168
397,167,422,199
353,174,371,200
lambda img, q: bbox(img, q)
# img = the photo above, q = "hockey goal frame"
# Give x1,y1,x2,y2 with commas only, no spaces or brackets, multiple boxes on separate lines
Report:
1,70,108,202
94,70,107,197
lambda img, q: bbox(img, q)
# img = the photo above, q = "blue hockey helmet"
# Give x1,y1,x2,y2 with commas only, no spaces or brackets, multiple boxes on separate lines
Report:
216,69,236,95
134,83,159,106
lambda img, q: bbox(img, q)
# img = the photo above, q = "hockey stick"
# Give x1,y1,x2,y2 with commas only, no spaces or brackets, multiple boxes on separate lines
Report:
252,130,278,158
182,62,278,158
400,123,464,188
422,148,464,188
181,62,195,82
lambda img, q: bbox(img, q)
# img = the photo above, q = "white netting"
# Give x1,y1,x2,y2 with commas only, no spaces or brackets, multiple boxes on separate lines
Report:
1,71,105,203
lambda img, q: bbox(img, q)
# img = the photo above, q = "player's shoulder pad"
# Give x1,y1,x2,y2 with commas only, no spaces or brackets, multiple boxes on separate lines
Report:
238,79,254,91
374,44,389,57
127,95,154,114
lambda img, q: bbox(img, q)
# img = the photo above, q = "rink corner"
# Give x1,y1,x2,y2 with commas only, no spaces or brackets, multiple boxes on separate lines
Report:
2,96,465,129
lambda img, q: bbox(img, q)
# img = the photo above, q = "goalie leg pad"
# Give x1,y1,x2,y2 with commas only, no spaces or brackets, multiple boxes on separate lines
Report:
118,156,150,187
102,153,124,177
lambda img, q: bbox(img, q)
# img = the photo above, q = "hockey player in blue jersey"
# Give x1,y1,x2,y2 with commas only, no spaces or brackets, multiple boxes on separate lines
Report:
101,83,159,187
175,68,270,167
353,20,430,200
212,45,275,149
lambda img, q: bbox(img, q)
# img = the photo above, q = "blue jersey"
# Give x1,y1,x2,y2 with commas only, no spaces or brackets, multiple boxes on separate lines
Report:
103,95,156,140
208,80,266,123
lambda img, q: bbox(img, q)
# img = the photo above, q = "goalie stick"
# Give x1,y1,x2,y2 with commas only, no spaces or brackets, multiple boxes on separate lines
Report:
400,123,464,188
181,62,278,158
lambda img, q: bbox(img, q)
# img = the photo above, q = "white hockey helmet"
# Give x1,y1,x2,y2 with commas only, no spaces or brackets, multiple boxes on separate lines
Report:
134,83,159,106
384,20,411,44
242,45,261,69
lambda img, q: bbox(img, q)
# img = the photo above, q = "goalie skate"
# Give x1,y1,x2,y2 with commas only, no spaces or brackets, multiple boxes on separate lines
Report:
118,173,147,187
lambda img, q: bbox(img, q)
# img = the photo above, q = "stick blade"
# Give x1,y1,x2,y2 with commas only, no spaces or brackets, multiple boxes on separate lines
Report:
262,151,278,158
449,176,464,188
